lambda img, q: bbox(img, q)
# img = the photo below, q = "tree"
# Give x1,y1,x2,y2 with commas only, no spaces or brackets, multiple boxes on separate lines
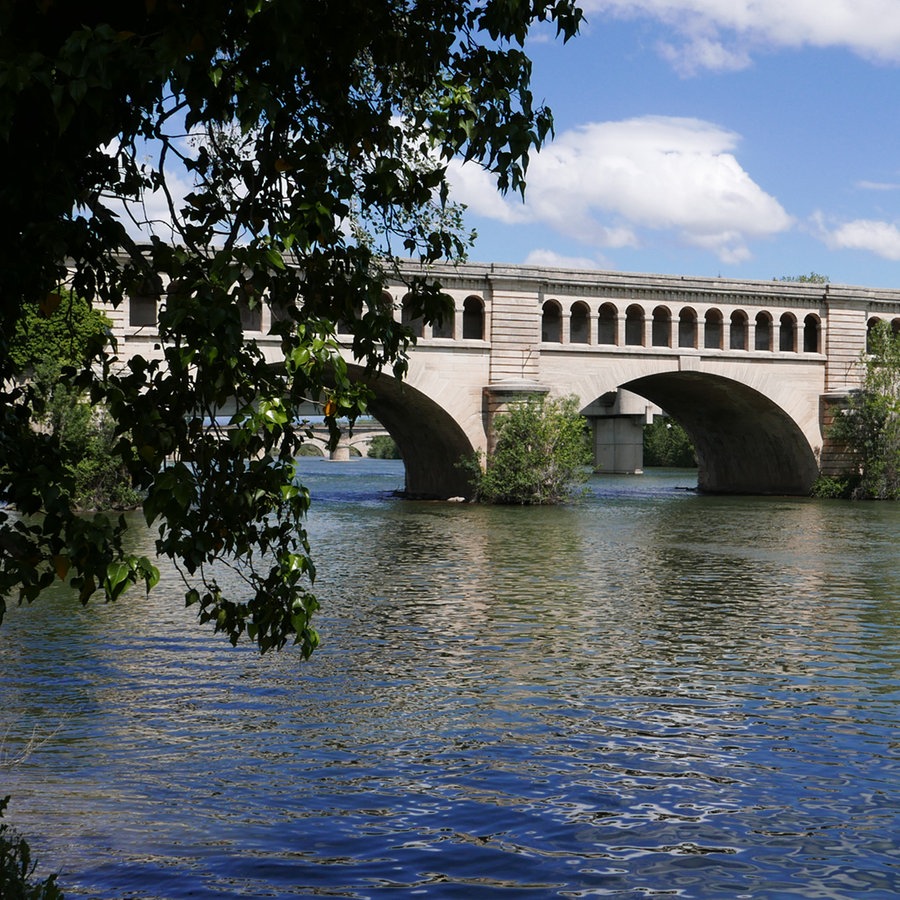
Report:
777,272,830,284
0,1,583,653
367,434,401,459
643,417,696,468
4,291,141,511
825,320,900,499
469,394,591,504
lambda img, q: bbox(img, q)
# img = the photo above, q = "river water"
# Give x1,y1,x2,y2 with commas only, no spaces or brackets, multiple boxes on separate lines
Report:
1,460,898,898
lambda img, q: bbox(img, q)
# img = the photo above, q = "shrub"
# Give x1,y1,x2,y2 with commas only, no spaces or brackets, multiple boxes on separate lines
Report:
367,434,401,459
469,394,591,504
810,474,855,499
643,418,696,468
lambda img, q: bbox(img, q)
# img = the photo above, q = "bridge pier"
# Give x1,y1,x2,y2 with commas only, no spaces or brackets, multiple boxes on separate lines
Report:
483,380,549,454
582,390,653,475
591,417,646,474
329,433,352,461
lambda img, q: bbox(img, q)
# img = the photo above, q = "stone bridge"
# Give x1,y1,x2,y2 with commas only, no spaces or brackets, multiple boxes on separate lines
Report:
306,421,391,460
110,262,900,499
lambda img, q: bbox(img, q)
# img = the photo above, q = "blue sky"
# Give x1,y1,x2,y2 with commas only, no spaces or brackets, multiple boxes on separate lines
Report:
447,1,900,289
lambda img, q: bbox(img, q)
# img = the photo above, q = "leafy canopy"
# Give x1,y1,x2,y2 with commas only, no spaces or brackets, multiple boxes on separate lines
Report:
0,1,583,653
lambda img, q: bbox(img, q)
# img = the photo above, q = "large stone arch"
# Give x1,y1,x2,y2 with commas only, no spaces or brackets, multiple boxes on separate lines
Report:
622,371,819,494
346,365,476,499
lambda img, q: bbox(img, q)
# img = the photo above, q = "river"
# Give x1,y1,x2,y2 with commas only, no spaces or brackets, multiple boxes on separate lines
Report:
1,459,898,898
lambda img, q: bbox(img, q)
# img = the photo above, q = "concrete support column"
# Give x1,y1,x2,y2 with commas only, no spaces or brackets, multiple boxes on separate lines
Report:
592,417,645,474
330,433,352,461
643,315,652,348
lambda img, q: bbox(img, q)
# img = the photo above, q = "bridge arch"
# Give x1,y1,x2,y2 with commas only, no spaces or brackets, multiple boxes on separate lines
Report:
620,371,819,494
345,364,476,499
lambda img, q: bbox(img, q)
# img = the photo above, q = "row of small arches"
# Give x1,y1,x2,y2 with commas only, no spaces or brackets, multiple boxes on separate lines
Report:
129,290,489,340
396,294,485,340
541,301,822,353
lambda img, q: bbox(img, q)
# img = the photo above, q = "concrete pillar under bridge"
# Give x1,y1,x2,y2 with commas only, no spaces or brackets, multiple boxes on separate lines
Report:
329,433,352,461
483,379,550,453
583,390,654,475
591,417,646,475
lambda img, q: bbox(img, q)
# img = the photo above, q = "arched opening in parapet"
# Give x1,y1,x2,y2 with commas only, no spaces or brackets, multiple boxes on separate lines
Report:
652,306,671,347
401,293,424,338
779,313,797,352
803,314,820,353
432,301,455,339
619,371,818,494
678,307,697,348
755,311,773,351
239,298,263,332
462,295,484,340
542,300,562,343
704,309,723,349
130,275,162,326
730,310,748,350
625,304,644,346
867,316,880,352
333,364,476,499
570,301,591,343
337,292,388,336
598,303,617,345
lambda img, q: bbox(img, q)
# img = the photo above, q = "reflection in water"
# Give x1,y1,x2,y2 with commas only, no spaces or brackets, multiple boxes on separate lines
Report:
1,462,898,898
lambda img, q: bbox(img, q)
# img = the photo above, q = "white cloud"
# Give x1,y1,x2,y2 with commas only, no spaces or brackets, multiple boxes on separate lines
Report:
523,249,610,270
856,180,900,192
582,0,900,71
449,115,792,265
99,168,195,243
816,215,900,260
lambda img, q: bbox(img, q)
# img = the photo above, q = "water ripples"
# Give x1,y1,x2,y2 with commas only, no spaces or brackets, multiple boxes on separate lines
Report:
1,464,899,897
